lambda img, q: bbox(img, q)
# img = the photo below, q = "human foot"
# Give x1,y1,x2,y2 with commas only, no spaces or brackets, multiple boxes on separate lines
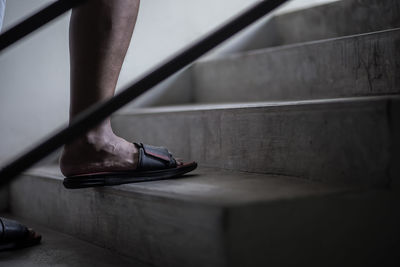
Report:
62,142,197,189
60,121,187,179
60,121,141,177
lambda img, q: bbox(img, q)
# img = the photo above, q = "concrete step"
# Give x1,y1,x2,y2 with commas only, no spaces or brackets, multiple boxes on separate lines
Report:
9,165,400,267
254,0,400,49
113,95,400,188
193,28,400,103
0,214,149,267
207,0,400,58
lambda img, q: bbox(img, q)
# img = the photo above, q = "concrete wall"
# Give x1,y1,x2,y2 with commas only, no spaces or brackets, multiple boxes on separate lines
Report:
0,0,337,164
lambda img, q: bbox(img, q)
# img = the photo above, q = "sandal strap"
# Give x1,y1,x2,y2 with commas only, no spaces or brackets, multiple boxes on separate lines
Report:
0,218,28,243
135,143,177,171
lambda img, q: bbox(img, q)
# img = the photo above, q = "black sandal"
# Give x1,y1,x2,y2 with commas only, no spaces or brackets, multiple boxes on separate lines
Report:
63,143,197,189
0,217,41,251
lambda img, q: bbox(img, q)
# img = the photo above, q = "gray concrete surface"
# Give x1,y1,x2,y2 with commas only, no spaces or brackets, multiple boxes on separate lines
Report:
213,0,400,55
8,166,400,267
271,0,400,47
226,190,400,267
0,214,149,267
8,166,347,267
389,98,400,190
121,0,400,110
194,28,400,103
124,68,194,109
113,96,399,188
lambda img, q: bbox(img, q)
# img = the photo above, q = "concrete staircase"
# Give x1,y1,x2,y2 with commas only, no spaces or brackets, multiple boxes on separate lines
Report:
0,214,149,267
2,0,400,266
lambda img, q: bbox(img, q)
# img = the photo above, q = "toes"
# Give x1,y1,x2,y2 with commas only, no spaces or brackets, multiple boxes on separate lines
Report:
175,158,184,166
27,228,42,242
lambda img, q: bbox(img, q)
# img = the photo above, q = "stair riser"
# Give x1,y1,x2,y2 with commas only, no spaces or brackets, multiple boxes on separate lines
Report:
194,29,400,103
226,191,400,267
10,175,225,267
113,98,398,187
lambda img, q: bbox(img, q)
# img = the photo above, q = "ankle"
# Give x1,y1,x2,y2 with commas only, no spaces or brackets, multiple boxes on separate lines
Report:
84,119,113,138
65,120,114,150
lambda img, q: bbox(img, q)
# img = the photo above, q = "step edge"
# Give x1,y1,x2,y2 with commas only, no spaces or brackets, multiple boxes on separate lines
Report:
20,166,352,207
115,95,400,116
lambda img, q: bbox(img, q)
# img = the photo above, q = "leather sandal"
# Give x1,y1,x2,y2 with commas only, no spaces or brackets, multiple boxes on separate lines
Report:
63,143,197,189
0,217,41,251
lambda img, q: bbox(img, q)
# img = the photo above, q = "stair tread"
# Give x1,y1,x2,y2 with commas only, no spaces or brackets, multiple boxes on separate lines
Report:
26,165,348,207
0,214,149,267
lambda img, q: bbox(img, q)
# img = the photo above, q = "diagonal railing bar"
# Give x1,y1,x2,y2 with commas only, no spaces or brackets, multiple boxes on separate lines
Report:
0,0,87,52
0,0,288,188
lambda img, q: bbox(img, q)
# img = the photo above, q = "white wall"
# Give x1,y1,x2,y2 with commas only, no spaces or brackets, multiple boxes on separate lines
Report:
0,0,70,164
0,0,336,164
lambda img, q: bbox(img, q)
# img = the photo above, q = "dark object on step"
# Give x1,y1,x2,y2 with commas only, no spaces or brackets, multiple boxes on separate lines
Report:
0,217,41,251
63,143,197,189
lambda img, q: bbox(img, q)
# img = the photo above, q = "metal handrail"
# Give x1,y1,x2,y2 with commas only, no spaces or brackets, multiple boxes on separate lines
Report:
0,0,288,188
0,0,87,52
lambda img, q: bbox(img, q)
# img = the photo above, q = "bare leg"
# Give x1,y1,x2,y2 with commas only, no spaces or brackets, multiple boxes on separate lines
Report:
60,0,141,176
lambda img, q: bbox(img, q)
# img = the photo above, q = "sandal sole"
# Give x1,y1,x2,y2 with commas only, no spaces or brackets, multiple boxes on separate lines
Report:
63,162,197,189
